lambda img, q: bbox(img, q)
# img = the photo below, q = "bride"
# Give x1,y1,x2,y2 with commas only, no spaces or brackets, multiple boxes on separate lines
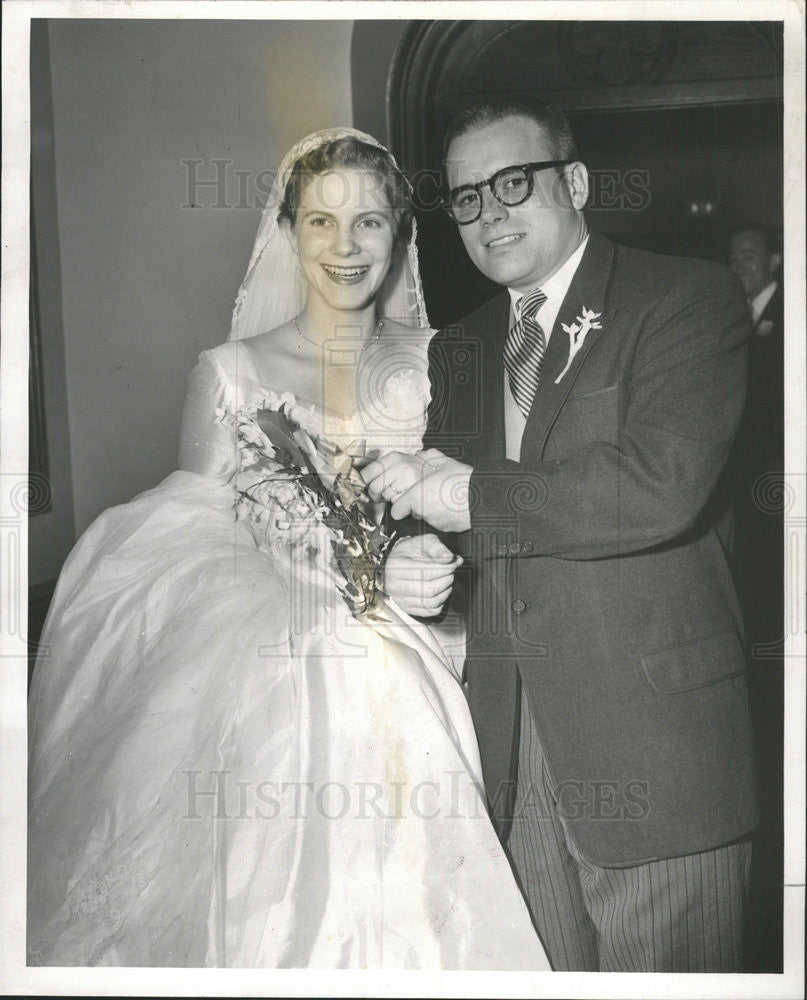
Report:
27,128,550,969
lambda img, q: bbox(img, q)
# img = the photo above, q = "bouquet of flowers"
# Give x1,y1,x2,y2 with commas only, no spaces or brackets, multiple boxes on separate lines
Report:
216,394,395,618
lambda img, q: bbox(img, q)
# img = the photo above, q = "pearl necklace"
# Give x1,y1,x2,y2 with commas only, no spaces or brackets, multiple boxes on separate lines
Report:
292,314,384,352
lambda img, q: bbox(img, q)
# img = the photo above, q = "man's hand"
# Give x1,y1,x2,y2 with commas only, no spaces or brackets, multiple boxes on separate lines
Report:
384,534,462,618
362,450,473,533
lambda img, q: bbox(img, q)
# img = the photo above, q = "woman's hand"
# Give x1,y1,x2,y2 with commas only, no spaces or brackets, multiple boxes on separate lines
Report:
384,534,462,618
362,450,472,532
362,452,429,504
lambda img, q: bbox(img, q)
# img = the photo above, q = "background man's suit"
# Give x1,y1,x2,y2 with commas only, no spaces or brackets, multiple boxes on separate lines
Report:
732,277,785,969
425,231,758,968
734,276,784,646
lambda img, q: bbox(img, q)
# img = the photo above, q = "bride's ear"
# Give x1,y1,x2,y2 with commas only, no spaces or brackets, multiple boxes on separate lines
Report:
279,217,299,256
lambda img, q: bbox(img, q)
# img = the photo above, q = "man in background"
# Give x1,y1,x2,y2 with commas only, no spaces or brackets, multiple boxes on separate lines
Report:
728,224,785,969
728,223,783,339
727,221,784,666
727,223,784,493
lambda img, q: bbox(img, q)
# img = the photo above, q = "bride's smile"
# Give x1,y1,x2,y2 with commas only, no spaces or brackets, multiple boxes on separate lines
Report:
320,262,370,283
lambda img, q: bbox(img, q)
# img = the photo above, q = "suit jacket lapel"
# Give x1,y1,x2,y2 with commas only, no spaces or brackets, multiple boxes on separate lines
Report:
477,292,510,461
525,233,618,456
491,292,511,456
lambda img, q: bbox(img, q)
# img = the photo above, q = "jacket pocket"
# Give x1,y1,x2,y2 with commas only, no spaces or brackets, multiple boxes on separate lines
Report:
549,385,619,452
641,629,746,694
567,384,618,402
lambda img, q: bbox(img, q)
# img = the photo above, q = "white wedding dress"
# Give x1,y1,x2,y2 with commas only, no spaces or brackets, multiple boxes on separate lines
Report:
27,339,550,969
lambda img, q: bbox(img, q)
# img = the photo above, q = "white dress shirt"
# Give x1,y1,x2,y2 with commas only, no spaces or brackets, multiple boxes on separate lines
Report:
749,279,777,326
504,235,589,461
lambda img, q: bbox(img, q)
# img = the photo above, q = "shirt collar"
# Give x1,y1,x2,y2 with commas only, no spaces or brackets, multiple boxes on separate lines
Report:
750,279,777,324
508,234,589,316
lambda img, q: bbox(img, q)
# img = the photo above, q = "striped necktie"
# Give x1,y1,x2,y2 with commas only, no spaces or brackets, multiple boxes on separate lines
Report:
504,287,547,418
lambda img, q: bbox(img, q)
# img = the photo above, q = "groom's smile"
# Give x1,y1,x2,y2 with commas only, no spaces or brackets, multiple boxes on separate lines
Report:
485,233,526,248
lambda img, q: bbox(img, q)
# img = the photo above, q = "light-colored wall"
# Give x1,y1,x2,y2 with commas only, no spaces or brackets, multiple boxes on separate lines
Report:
44,18,354,539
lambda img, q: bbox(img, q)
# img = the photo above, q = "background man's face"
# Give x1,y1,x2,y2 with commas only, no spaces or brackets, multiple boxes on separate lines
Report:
728,229,779,299
445,115,586,293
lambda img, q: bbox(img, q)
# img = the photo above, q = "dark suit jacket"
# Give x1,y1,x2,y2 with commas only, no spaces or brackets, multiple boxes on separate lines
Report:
424,232,759,867
739,281,784,474
733,280,785,633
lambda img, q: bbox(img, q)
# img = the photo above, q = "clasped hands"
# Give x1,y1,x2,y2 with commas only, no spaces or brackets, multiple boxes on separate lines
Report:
362,450,472,619
362,449,472,533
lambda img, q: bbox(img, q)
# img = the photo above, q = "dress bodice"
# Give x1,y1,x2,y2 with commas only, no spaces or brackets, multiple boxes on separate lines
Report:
178,337,433,479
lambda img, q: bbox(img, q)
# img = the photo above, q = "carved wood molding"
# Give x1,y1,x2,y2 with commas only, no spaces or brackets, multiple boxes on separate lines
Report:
556,22,680,87
387,21,471,172
388,20,783,173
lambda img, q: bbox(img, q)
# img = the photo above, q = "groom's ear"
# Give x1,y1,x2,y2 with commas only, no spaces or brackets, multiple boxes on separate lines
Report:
279,217,299,256
562,161,589,211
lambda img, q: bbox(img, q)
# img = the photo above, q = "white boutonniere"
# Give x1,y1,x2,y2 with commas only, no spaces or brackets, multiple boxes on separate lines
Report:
555,307,603,383
756,318,774,337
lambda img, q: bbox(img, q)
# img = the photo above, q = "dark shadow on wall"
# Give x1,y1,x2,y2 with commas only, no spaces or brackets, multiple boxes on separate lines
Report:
29,20,77,681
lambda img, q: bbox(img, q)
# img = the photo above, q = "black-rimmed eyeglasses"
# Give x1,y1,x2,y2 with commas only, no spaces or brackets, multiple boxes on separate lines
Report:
442,160,573,225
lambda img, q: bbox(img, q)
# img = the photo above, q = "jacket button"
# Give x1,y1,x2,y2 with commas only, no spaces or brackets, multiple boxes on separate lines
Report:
509,541,521,555
512,599,527,614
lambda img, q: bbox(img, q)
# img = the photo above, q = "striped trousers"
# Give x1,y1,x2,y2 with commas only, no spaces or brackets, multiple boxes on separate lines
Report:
506,694,752,971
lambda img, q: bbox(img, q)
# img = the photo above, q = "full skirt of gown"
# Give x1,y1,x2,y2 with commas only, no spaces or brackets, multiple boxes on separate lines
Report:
27,342,550,969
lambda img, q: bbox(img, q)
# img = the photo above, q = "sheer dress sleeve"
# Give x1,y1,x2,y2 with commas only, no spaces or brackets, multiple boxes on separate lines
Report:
178,349,237,478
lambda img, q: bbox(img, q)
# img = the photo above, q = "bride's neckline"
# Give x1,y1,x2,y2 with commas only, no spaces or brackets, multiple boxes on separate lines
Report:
236,337,365,428
230,322,433,431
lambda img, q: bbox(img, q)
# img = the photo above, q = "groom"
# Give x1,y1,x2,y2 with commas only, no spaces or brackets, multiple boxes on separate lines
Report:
366,101,758,972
